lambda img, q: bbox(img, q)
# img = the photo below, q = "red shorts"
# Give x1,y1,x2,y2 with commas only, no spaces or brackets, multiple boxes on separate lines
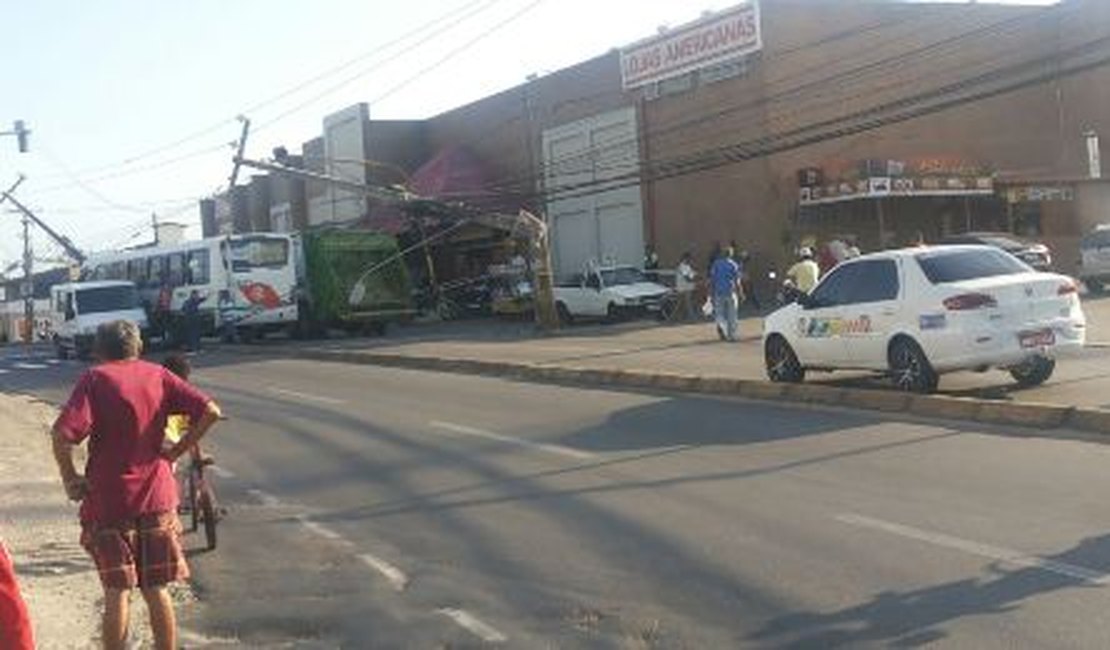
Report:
80,512,189,590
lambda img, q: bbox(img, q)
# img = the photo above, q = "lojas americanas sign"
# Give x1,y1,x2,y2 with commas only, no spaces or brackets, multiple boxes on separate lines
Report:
620,2,761,90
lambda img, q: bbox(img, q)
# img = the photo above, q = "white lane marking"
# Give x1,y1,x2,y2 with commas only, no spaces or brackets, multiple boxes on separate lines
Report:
837,513,1110,585
358,553,409,592
295,514,345,541
247,488,284,508
436,608,507,643
208,465,235,479
12,362,48,370
0,369,9,375
429,420,594,460
266,386,346,405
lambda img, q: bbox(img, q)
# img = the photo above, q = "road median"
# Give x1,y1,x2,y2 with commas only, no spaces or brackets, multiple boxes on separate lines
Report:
232,344,1110,437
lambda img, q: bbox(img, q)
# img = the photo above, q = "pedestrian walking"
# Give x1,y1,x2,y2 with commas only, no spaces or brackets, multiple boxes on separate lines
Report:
709,246,744,341
675,251,697,321
0,539,34,650
51,320,222,650
181,290,206,352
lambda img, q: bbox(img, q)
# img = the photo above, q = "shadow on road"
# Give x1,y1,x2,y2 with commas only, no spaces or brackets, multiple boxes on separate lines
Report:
749,532,1110,648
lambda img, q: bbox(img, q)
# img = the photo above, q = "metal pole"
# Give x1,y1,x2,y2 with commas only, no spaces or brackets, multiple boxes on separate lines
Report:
22,216,33,345
228,117,251,189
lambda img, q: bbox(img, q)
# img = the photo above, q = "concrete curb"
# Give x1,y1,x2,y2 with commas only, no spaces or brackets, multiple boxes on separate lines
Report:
232,345,1110,437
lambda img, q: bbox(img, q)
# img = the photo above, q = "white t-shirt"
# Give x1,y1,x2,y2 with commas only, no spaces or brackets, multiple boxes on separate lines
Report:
676,261,696,291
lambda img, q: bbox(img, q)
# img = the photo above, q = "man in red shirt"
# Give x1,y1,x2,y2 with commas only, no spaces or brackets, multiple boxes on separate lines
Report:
52,320,221,650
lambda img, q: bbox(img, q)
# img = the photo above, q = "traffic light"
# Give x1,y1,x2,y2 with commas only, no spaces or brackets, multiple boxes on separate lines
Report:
13,120,28,153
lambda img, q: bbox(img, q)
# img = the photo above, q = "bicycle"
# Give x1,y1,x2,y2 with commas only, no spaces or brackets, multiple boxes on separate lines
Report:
186,454,220,551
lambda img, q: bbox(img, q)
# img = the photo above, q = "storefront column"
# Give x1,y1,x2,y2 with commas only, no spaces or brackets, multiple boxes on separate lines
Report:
876,198,886,248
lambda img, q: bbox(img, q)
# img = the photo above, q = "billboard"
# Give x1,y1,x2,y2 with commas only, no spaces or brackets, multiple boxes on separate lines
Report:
620,2,761,90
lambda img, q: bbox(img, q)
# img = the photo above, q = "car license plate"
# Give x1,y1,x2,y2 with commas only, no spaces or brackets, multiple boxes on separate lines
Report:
1019,328,1055,348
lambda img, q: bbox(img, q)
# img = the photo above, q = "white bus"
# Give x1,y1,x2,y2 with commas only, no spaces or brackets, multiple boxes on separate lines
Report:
84,233,299,341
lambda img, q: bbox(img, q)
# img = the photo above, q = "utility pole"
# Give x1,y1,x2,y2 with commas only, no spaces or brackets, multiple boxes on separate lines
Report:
21,215,33,344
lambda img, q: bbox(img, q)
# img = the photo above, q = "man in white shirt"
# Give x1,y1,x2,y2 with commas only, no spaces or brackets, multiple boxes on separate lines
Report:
675,252,697,321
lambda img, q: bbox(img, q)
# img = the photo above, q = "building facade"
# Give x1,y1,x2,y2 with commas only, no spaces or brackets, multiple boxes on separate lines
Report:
203,0,1110,284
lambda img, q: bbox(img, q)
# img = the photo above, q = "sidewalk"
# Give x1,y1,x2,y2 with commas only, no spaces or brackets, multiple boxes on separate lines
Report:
0,393,113,648
214,294,1110,435
259,296,1110,411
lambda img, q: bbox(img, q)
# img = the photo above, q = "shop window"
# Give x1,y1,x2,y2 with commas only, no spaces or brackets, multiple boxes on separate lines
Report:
699,58,747,85
659,72,694,97
1012,203,1042,237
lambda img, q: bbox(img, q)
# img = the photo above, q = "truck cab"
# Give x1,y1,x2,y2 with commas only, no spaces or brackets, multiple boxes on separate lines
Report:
50,281,148,359
553,265,670,321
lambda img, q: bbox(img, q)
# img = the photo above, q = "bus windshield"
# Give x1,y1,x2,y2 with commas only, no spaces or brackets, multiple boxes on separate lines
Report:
228,237,290,273
76,285,139,314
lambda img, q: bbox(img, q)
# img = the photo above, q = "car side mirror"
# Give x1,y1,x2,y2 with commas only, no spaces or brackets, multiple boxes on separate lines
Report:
797,293,815,309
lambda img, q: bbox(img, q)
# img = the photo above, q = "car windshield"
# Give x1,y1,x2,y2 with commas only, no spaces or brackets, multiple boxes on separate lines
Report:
916,249,1031,284
600,268,647,286
228,237,290,273
75,285,139,314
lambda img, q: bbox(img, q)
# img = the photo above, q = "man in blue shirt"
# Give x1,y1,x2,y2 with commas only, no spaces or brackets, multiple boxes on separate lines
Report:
710,246,744,341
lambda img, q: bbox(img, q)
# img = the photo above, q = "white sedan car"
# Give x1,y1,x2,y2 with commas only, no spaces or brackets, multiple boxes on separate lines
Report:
762,245,1086,393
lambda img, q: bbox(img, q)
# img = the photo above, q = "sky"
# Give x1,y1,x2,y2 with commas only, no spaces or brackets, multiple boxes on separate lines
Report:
0,0,1058,273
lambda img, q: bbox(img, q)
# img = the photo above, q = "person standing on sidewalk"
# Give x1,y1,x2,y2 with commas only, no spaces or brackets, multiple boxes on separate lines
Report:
675,251,697,321
0,538,34,650
51,320,222,650
710,246,744,341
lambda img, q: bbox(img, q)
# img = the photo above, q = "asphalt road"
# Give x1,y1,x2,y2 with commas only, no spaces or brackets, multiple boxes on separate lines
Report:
6,349,1110,648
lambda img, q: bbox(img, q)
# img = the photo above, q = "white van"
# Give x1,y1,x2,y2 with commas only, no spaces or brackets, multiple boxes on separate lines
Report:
50,281,148,359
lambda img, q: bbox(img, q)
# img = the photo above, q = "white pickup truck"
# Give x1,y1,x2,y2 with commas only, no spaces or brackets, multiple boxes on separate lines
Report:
553,266,671,322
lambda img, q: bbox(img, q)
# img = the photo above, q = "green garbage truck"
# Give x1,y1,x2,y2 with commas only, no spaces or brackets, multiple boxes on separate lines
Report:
295,229,413,337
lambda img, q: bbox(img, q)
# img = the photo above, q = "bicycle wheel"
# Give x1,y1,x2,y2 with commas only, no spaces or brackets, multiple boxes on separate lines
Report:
199,490,217,551
188,472,200,533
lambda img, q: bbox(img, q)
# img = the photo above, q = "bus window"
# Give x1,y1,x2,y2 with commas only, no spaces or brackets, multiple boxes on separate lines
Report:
187,249,210,285
109,261,126,281
229,237,290,273
129,259,148,287
148,257,166,287
168,254,185,286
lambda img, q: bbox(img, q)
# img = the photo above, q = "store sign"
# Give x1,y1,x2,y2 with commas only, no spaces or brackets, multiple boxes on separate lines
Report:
1006,185,1075,203
797,156,995,206
620,2,761,90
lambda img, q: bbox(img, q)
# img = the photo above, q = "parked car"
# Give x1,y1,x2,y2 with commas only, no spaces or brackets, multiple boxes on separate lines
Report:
554,265,670,323
1077,224,1110,294
937,232,1052,270
762,246,1085,393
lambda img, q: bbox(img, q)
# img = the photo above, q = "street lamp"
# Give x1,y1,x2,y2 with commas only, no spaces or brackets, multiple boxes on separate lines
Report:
1,120,30,152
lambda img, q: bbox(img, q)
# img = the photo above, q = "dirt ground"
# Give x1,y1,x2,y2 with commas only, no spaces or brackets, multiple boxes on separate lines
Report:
0,392,168,649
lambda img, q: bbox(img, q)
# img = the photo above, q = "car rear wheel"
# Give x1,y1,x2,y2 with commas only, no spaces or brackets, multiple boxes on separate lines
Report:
888,337,938,394
765,335,805,383
1010,355,1055,387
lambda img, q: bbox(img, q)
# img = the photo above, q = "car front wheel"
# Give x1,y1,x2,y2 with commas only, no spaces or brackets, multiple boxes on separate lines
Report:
1010,355,1055,387
889,337,938,394
765,335,805,383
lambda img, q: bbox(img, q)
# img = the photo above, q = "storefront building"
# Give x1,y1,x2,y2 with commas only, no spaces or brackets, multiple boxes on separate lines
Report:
209,0,1110,284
